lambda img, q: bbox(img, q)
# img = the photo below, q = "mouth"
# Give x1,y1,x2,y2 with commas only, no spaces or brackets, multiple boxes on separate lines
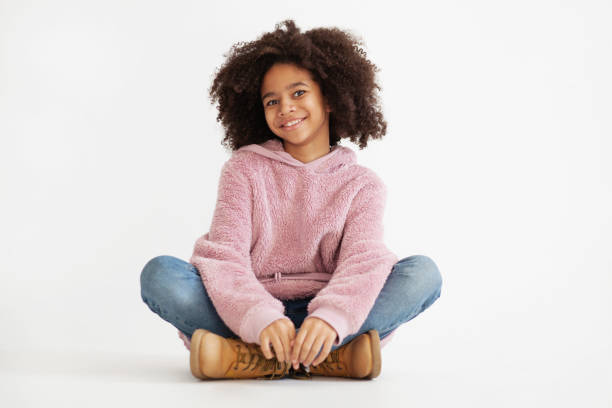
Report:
280,117,306,131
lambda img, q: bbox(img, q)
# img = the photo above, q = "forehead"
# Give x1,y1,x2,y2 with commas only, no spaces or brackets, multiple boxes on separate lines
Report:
260,63,314,92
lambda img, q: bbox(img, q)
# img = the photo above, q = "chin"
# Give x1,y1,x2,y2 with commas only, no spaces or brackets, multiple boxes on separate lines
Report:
282,136,311,147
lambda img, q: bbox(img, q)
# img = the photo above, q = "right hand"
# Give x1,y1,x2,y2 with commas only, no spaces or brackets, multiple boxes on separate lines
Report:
259,318,296,363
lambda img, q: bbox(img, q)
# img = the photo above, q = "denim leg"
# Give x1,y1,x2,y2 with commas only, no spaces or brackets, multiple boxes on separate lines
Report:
140,255,238,340
283,297,313,329
331,255,442,350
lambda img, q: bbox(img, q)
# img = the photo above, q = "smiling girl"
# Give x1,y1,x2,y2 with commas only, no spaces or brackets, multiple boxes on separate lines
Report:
140,20,442,380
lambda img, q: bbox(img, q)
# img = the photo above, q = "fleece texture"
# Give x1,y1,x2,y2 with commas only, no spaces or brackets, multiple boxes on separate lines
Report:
189,138,399,346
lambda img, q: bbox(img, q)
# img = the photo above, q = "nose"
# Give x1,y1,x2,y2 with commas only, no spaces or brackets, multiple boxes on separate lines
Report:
278,98,295,116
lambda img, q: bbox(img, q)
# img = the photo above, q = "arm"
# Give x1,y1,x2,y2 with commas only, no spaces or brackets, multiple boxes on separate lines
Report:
307,178,399,345
189,157,288,345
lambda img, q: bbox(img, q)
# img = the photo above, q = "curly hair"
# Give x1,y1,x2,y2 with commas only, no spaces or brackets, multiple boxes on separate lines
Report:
208,19,387,151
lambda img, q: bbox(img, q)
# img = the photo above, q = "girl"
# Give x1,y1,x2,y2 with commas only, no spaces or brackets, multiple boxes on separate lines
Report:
140,20,442,380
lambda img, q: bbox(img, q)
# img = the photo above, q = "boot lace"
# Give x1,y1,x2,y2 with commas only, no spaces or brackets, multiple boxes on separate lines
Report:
287,364,312,380
230,342,291,379
313,349,345,372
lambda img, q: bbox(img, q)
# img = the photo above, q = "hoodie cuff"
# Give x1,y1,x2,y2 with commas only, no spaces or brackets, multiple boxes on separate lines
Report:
239,306,288,345
308,306,352,346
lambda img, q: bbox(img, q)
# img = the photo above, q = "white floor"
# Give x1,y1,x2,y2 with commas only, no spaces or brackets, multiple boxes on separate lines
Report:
2,320,610,408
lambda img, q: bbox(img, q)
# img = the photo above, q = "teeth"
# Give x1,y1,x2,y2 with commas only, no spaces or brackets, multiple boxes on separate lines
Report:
284,119,302,127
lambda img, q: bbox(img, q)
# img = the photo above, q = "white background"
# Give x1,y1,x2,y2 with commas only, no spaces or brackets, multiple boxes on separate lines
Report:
1,0,610,406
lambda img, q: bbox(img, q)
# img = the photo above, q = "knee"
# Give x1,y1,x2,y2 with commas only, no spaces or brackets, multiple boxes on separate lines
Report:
140,255,203,314
394,255,442,298
140,255,174,300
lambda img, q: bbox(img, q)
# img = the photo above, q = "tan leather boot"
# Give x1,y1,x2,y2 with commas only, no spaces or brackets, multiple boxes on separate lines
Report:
306,329,382,379
189,329,292,380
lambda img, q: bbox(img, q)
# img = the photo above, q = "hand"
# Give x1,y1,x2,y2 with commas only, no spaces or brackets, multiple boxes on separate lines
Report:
259,318,296,363
290,316,337,369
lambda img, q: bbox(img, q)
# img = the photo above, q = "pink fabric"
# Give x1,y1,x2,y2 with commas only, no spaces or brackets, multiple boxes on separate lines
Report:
379,328,397,348
178,330,191,351
189,138,398,346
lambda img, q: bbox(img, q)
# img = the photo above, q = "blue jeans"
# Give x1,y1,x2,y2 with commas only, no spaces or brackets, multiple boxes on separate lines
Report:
140,255,442,351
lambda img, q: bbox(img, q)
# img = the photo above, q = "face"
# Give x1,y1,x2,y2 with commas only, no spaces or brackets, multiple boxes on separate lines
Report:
260,63,332,149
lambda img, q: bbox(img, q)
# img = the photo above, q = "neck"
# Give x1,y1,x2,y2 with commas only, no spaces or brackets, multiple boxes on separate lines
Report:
281,137,331,164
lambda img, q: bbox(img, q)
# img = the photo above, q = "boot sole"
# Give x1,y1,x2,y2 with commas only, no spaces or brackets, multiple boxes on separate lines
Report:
366,329,382,379
189,329,210,380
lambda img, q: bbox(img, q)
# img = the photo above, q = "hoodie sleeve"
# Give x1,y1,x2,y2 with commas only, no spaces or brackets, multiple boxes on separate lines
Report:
189,156,288,345
307,177,399,346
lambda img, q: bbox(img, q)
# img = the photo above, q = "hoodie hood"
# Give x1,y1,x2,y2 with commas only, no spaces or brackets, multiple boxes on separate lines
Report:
237,138,356,174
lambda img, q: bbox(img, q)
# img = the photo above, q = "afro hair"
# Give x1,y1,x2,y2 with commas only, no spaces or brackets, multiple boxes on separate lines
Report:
209,19,387,151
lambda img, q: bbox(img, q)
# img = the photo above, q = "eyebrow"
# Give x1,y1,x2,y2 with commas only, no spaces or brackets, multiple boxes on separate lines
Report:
261,81,310,101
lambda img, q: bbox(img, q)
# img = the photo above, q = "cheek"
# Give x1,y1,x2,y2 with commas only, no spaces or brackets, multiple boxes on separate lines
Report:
306,100,324,115
263,110,274,127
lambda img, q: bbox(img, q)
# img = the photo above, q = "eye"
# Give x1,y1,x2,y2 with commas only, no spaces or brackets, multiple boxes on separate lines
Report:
264,90,306,107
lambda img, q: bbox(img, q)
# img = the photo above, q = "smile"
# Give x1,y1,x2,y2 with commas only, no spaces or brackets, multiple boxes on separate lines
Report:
281,118,305,130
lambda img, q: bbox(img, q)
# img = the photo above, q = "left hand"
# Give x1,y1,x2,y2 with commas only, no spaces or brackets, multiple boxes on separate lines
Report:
290,316,337,369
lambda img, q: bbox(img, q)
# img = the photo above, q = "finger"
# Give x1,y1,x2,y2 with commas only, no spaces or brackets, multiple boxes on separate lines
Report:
291,328,306,367
312,337,334,366
260,335,273,359
298,332,316,364
288,324,296,341
289,337,298,368
281,332,292,363
270,335,285,363
303,335,325,367
284,322,296,362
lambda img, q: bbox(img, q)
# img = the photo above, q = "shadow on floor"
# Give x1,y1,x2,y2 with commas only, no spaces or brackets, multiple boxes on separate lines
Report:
0,349,194,383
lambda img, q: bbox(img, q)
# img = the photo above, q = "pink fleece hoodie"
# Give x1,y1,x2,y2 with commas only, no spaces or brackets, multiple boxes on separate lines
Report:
189,138,399,348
